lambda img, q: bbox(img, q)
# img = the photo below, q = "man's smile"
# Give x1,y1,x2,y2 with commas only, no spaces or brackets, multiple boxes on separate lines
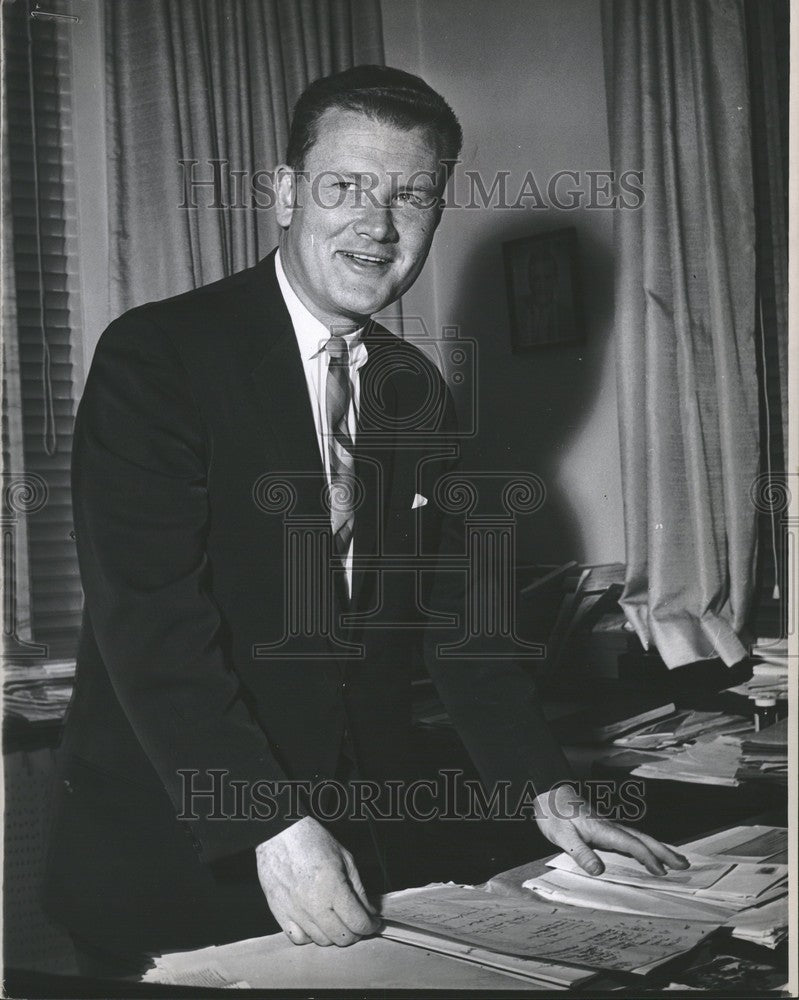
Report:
336,249,394,269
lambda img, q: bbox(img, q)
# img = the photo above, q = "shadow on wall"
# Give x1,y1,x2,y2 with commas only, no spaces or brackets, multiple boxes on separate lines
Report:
446,217,616,568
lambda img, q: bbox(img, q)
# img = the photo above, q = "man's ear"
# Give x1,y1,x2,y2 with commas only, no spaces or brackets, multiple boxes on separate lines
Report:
274,165,297,227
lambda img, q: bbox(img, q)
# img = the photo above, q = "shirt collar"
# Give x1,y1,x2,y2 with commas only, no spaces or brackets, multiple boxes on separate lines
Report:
275,249,368,365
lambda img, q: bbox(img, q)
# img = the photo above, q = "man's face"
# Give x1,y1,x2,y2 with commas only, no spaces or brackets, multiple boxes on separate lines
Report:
276,108,444,329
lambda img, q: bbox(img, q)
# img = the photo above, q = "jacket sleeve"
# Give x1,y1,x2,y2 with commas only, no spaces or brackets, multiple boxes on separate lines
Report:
72,309,299,861
422,385,575,800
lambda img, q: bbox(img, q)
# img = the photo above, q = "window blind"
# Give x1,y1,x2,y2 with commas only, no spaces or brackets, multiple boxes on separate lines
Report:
2,0,83,658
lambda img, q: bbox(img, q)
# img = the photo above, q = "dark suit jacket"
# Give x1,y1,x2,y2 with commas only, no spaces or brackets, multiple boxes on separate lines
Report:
44,250,571,953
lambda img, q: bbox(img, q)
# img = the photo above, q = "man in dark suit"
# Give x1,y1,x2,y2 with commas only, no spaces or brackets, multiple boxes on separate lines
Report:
45,65,686,970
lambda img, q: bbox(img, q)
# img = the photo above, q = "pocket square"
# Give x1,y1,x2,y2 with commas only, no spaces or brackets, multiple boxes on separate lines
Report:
412,493,428,509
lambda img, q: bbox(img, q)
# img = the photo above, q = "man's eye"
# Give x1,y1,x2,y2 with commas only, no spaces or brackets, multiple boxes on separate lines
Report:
336,180,358,191
395,191,436,208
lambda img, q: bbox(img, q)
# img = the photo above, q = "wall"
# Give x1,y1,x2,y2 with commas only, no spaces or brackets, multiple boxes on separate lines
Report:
381,0,625,566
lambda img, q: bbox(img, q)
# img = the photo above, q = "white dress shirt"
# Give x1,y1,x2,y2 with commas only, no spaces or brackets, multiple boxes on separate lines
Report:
274,250,369,597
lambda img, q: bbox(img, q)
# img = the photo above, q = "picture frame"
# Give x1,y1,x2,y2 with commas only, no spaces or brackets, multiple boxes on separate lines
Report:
502,226,583,351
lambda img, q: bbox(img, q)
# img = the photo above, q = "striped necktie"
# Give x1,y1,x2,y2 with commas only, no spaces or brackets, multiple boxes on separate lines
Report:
324,335,356,571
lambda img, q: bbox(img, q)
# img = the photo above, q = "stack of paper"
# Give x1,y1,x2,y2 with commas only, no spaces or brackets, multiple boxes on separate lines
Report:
751,637,789,672
145,929,555,990
523,826,789,953
522,866,740,922
630,717,789,787
380,882,715,976
614,710,752,751
727,897,789,949
751,659,789,688
631,734,744,786
735,718,788,785
683,824,788,865
381,923,597,988
726,638,789,701
588,699,676,742
751,636,789,658
686,825,789,950
541,851,787,906
144,943,251,988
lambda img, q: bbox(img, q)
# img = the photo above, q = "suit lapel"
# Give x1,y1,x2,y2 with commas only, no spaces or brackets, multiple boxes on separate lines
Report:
246,255,324,483
250,334,323,480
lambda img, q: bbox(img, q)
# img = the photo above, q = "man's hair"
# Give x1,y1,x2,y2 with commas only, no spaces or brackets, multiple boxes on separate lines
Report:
285,64,463,174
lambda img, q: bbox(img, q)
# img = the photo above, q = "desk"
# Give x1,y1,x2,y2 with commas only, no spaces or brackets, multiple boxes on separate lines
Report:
4,814,788,996
4,692,788,993
136,812,787,993
149,933,538,991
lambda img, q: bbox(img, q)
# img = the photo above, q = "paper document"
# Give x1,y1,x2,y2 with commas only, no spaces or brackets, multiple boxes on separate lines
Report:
143,959,250,988
547,850,733,891
681,825,787,863
143,930,538,990
631,735,743,785
380,883,713,974
381,924,596,987
547,850,787,904
523,868,739,922
614,711,751,750
727,897,789,949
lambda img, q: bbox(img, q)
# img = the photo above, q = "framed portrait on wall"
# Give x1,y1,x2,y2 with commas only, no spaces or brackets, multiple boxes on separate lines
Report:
502,227,583,351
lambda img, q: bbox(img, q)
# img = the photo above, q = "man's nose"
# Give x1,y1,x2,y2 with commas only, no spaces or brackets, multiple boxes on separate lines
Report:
353,201,399,243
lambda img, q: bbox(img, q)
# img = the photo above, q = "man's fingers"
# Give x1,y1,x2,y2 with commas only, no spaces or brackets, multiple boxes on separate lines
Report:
625,829,690,870
554,823,604,876
334,894,381,937
283,920,312,945
298,921,334,947
342,850,379,916
310,905,363,947
255,821,378,948
275,893,362,948
288,905,335,947
583,822,668,876
268,898,318,947
328,864,381,937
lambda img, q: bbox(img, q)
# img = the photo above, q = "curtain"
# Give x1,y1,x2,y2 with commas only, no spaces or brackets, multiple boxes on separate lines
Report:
746,0,788,473
602,0,759,668
745,0,789,614
105,0,384,315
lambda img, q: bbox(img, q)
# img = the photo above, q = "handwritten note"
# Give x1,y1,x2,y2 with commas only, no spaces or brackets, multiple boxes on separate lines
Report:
381,924,595,987
381,885,713,973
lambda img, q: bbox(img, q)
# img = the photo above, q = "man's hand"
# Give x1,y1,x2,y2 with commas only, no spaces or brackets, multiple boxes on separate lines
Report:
256,816,381,947
533,783,690,876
